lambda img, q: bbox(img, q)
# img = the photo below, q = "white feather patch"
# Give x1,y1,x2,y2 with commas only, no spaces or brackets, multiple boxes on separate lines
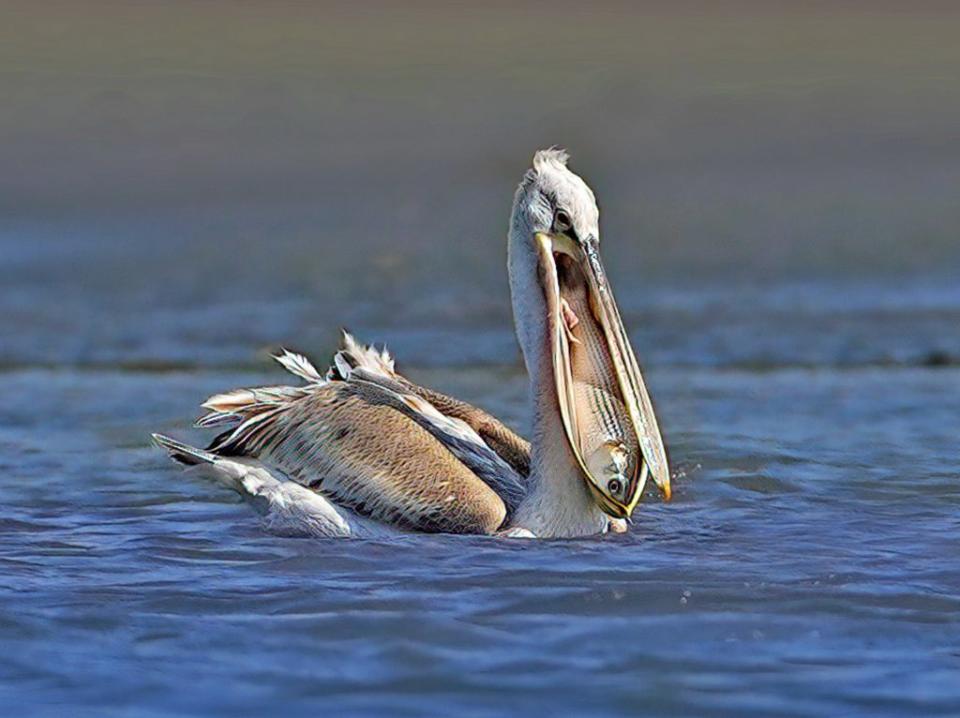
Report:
274,348,325,384
340,331,395,376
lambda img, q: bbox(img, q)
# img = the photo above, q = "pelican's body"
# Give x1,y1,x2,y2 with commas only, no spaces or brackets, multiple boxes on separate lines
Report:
154,150,670,538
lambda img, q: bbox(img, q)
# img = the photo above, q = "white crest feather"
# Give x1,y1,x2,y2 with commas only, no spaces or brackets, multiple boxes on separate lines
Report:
533,147,570,171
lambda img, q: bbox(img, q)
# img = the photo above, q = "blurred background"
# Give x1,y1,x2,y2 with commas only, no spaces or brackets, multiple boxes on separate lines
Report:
2,3,959,717
3,0,960,369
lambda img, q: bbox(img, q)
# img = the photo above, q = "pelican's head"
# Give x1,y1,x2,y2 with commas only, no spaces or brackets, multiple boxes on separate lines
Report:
507,148,670,519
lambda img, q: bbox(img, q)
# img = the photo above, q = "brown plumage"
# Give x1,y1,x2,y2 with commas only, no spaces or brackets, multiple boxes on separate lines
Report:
196,339,529,535
394,380,531,477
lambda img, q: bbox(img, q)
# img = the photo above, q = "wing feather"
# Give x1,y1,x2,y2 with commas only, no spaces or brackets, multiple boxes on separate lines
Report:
192,334,531,535
333,332,532,477
212,382,508,534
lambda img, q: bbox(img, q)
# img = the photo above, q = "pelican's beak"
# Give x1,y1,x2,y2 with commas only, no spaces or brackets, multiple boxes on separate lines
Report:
536,232,670,519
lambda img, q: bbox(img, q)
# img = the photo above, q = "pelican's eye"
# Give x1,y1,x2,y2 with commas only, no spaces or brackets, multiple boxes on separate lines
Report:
554,209,572,233
607,478,622,495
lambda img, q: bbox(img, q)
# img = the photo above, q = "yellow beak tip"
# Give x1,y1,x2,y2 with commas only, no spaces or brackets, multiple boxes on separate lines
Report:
662,483,672,501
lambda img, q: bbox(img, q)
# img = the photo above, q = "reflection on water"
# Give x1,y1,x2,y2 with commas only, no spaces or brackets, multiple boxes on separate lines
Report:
2,3,960,716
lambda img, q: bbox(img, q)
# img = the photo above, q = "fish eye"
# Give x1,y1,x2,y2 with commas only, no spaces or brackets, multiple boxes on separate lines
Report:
607,478,622,494
554,209,572,232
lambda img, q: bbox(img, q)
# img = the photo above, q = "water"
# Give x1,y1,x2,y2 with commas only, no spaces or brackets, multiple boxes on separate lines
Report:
3,269,958,718
3,4,960,716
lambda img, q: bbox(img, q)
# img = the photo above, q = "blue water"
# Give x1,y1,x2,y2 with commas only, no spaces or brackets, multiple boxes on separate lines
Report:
2,226,958,715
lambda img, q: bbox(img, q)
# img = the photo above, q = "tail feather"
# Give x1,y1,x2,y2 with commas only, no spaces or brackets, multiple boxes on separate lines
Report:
151,433,217,466
197,386,305,428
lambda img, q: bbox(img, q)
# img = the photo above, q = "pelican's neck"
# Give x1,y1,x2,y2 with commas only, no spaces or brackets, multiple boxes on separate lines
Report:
512,352,610,537
507,226,609,538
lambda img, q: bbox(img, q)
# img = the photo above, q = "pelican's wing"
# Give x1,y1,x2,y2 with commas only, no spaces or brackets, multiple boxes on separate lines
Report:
196,344,527,535
330,332,532,477
392,381,531,477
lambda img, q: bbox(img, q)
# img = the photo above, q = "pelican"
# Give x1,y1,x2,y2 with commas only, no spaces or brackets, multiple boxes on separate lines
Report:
153,149,670,538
